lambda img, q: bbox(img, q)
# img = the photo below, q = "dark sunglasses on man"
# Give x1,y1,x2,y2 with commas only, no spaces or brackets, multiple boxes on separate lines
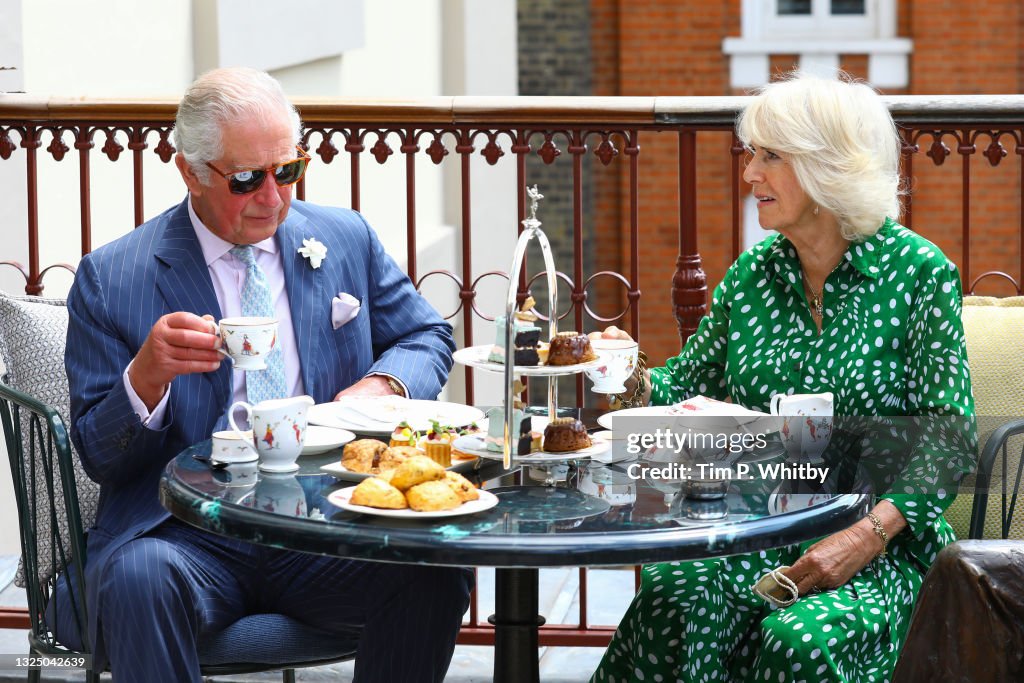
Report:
206,146,311,195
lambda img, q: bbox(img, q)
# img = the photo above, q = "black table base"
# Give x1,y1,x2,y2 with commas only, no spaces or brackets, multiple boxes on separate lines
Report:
490,568,546,683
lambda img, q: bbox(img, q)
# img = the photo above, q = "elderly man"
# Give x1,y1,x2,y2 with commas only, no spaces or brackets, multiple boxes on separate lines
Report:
65,67,471,683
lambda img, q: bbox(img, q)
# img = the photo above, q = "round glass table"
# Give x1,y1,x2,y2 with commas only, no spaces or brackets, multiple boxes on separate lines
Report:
161,441,869,683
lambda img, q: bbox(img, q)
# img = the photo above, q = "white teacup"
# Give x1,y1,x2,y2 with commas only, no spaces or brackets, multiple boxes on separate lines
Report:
216,316,279,371
229,395,315,472
585,338,640,394
210,430,258,464
770,392,834,462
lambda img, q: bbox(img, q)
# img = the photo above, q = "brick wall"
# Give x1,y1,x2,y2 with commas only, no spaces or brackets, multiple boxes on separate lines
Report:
586,0,1024,367
517,0,595,326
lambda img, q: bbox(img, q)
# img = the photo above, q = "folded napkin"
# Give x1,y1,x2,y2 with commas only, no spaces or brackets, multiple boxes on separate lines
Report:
335,395,408,424
669,396,770,421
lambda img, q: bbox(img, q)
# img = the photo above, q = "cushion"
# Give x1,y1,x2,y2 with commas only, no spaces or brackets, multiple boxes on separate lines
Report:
950,296,1024,539
0,292,100,587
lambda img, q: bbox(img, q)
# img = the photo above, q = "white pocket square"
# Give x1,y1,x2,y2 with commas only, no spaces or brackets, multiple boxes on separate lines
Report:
331,292,362,329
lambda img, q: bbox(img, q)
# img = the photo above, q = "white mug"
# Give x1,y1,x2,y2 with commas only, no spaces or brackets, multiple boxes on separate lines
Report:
215,316,279,371
585,338,640,394
210,430,257,464
229,395,315,472
769,392,834,462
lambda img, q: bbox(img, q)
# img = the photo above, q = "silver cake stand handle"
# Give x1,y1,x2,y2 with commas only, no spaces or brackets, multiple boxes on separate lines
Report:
500,186,558,469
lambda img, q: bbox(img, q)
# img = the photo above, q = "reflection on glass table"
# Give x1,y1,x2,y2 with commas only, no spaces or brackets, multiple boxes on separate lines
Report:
164,434,869,683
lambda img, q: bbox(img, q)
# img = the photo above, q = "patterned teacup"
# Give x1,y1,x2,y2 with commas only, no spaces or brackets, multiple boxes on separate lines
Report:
210,430,257,464
229,395,315,472
215,316,278,371
769,392,834,462
585,338,639,394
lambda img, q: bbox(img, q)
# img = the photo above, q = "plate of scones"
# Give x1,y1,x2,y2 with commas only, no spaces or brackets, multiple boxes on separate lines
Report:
320,437,480,482
327,454,499,518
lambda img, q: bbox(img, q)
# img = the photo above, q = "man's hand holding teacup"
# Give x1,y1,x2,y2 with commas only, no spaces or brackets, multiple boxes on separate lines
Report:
129,312,223,410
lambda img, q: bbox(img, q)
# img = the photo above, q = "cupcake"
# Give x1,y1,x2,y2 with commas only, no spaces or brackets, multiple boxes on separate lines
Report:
420,420,454,466
389,420,419,447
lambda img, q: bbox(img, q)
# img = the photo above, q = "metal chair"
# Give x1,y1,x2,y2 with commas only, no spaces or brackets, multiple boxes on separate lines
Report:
0,381,358,682
967,418,1024,539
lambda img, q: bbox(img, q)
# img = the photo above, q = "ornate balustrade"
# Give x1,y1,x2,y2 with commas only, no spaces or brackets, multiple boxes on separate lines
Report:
1,93,1023,645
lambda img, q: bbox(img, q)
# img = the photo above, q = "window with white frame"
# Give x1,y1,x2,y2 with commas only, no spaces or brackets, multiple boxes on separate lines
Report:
723,0,911,88
766,0,873,40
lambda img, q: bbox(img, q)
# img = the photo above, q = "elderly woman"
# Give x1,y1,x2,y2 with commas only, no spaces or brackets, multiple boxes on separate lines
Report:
591,72,975,683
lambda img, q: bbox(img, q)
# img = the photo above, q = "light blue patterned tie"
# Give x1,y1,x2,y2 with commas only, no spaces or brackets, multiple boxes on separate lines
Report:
230,245,287,404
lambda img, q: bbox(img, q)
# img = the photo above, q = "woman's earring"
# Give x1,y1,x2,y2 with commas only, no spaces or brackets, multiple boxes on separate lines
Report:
813,204,820,216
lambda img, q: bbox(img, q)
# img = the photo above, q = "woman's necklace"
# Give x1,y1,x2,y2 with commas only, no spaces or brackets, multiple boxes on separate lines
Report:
803,273,824,318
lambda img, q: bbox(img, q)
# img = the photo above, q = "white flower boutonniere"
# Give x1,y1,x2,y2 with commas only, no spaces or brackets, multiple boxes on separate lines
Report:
298,237,327,269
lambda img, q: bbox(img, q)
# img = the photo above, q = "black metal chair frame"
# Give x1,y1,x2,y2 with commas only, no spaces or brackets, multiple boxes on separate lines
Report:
969,417,1024,539
0,381,353,682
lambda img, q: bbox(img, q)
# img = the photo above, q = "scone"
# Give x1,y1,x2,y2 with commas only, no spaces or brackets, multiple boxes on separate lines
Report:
390,455,447,492
444,471,480,503
349,477,408,509
406,480,462,511
341,439,388,474
378,446,419,474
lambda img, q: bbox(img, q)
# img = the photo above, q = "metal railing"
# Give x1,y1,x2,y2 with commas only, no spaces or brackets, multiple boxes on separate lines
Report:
2,93,1023,645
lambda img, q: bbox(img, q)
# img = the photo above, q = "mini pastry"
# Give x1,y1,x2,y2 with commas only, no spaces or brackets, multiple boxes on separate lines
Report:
389,420,419,447
378,446,418,473
341,439,389,474
390,455,447,491
350,477,408,509
488,296,542,366
420,420,454,467
546,331,598,366
485,406,525,452
444,471,480,502
542,417,593,452
406,480,462,512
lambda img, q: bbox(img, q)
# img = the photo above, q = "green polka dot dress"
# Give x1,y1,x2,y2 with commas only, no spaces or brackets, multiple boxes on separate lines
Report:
592,221,976,683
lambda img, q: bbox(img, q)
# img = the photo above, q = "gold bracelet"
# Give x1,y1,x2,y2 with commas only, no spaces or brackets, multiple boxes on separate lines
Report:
609,351,648,410
865,512,889,558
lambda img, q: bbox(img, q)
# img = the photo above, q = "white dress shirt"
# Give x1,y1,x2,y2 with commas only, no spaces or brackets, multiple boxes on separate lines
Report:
124,196,305,427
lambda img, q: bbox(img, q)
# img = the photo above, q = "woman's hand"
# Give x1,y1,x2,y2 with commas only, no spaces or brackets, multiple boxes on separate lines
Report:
782,500,906,594
590,325,634,342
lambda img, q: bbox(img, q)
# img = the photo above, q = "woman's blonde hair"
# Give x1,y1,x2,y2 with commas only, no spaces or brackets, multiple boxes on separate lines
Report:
736,71,903,240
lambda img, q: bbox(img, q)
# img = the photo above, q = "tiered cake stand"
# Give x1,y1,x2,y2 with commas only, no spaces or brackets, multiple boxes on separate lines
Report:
453,186,595,469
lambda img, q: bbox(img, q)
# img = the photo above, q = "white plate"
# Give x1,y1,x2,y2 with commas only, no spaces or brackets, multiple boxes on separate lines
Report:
452,434,610,463
327,487,499,519
319,454,481,482
597,402,779,433
308,398,484,437
453,345,605,376
597,406,683,431
301,426,356,455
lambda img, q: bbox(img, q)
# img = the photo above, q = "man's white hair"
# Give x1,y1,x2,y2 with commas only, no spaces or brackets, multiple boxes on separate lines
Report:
173,67,302,185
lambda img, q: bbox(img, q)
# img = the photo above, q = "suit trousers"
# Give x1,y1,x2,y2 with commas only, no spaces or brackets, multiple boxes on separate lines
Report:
95,518,473,683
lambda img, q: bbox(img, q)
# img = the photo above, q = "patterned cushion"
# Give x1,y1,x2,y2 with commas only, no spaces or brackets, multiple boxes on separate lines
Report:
948,296,1024,539
0,292,100,587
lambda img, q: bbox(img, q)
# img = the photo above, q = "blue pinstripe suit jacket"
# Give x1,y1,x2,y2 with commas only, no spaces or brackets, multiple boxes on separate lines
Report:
65,198,454,632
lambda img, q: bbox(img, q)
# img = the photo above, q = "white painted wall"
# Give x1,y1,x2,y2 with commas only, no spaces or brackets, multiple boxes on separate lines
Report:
0,0,519,557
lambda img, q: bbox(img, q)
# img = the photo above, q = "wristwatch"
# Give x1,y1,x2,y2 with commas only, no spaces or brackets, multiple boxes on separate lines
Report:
384,376,406,398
